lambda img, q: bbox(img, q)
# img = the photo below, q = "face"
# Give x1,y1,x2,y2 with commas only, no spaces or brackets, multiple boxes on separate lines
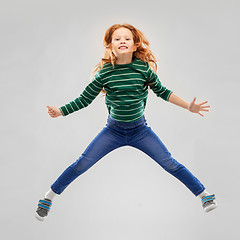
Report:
110,27,137,57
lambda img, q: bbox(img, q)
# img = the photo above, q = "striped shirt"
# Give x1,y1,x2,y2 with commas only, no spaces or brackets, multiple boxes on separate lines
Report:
59,57,173,122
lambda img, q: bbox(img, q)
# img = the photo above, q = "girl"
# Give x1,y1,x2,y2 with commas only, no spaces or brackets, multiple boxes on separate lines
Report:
35,23,217,221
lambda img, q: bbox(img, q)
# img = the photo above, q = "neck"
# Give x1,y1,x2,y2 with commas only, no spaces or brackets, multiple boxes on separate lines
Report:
115,53,134,65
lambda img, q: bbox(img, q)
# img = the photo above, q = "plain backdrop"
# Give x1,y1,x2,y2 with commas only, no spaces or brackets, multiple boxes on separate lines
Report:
1,0,239,239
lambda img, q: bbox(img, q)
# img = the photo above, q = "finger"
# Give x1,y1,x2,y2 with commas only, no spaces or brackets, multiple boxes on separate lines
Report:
198,112,204,117
48,106,55,111
200,109,209,112
200,101,208,105
201,105,210,108
193,97,196,103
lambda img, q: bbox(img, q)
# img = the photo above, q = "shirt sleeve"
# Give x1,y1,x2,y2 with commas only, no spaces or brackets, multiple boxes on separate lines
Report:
59,72,103,116
147,66,173,101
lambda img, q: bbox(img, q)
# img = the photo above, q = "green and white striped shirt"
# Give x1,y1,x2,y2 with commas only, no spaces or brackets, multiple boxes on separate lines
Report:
59,57,173,122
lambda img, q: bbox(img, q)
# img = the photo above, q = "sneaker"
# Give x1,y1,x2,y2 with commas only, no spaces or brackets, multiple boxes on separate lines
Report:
35,198,52,221
201,194,217,213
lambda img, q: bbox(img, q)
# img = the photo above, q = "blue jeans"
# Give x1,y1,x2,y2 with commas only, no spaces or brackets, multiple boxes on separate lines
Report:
51,115,205,196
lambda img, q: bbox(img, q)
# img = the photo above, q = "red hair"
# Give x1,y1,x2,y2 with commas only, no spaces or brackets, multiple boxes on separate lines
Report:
91,23,159,94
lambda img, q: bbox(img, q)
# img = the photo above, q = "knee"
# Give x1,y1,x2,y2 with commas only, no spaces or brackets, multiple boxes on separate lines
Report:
160,156,182,172
71,154,95,173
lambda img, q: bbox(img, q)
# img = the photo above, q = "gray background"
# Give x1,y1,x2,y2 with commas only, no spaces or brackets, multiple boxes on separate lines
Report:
1,0,239,239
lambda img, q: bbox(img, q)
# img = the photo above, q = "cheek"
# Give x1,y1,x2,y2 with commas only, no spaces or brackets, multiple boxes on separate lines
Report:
111,43,118,49
130,42,135,48
129,45,135,50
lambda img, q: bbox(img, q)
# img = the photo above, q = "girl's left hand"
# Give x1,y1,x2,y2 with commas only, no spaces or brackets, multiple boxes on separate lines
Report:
187,97,210,117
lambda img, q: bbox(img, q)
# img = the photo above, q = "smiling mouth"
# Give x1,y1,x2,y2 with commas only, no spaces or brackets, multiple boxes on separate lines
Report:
119,46,128,49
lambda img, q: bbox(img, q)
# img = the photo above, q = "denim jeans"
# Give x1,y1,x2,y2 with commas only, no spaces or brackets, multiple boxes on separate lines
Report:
51,115,205,196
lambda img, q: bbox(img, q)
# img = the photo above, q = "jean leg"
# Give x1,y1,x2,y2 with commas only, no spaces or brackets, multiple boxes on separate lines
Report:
129,125,205,196
51,125,125,194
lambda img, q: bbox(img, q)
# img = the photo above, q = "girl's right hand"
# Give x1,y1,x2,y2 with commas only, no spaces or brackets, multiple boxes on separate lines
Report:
46,106,62,118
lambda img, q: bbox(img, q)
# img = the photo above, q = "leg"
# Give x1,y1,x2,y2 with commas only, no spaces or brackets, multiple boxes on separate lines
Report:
129,125,205,196
51,125,126,194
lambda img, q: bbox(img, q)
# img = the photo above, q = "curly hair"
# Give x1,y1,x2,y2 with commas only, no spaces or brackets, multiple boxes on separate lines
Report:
91,23,159,94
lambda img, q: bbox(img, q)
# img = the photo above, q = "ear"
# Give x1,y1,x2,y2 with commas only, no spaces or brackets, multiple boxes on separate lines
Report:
134,43,140,51
106,44,112,50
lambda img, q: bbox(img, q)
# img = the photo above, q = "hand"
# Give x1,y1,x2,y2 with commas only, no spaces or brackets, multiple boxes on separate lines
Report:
187,97,210,117
46,106,62,118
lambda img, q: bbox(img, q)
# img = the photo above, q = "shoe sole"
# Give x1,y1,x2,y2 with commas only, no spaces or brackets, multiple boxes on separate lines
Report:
204,204,217,213
35,212,47,221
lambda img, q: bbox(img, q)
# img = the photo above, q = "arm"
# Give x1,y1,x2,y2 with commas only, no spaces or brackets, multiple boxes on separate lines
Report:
168,93,210,117
47,73,103,118
147,67,173,101
168,93,189,109
147,66,210,117
60,73,103,116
